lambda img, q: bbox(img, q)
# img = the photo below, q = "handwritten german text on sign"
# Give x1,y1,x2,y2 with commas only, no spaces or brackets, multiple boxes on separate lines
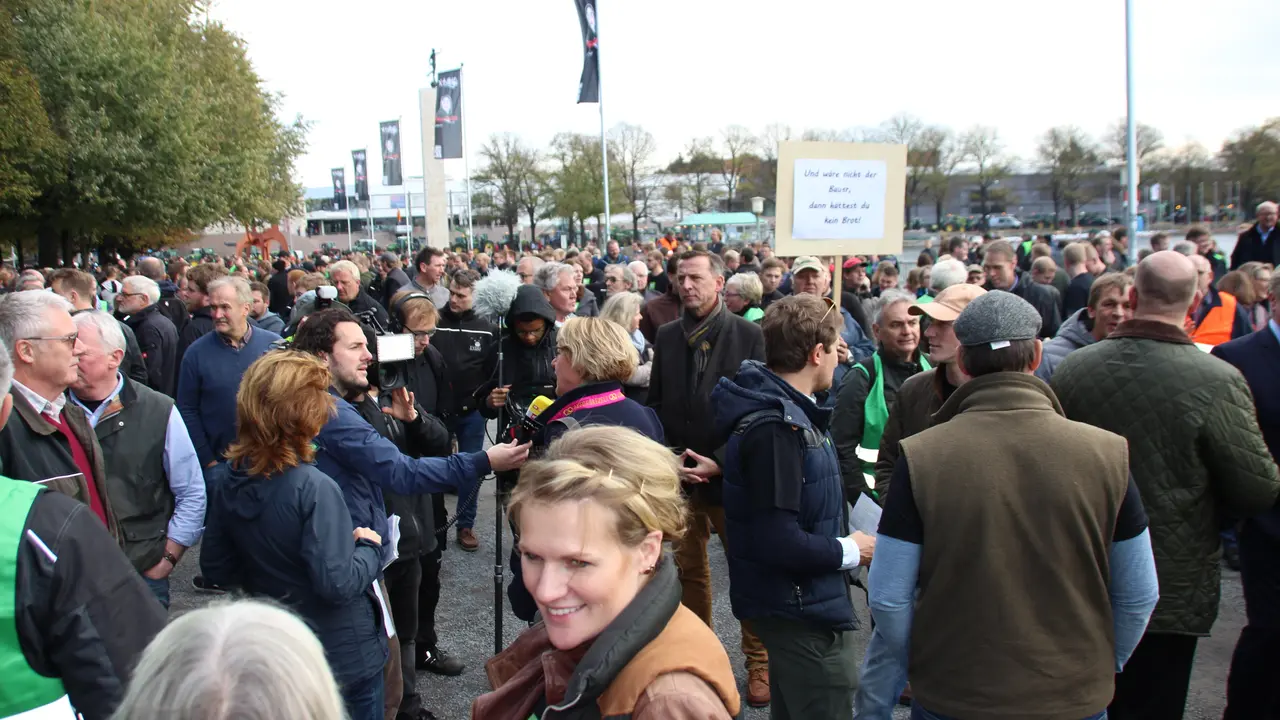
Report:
791,159,888,240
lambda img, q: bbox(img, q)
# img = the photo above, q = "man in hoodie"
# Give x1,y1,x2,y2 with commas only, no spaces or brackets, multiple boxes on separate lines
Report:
1036,273,1132,383
428,269,498,552
247,282,286,335
714,294,875,719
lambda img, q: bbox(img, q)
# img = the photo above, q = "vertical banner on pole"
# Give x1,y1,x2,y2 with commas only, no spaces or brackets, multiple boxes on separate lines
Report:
381,121,403,186
331,168,347,210
434,70,463,159
573,0,599,103
352,150,370,202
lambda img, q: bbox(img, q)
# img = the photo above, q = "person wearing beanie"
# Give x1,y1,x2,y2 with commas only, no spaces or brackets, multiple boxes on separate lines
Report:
856,290,1159,720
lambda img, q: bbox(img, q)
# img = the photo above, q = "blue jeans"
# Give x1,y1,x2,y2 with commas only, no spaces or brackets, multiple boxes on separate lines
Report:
913,706,1105,720
341,671,384,720
143,576,170,610
450,411,486,530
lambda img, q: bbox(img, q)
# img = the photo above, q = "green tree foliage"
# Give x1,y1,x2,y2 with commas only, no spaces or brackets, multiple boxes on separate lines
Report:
475,133,533,244
1218,119,1280,215
1037,126,1102,224
548,132,623,241
1,0,307,263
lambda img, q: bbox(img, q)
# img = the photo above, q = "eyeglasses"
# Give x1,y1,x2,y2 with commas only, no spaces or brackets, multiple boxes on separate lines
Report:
409,328,437,338
514,327,545,339
24,332,78,348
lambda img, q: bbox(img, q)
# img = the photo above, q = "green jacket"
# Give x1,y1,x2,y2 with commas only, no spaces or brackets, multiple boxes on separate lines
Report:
1052,319,1280,635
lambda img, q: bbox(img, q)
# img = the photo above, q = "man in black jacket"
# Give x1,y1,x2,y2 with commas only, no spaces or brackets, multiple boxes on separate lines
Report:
136,257,188,333
982,240,1061,338
424,270,497,551
115,276,180,398
379,252,412,308
177,262,228,361
1231,201,1279,270
266,257,294,316
647,249,771,706
331,259,391,328
0,336,166,720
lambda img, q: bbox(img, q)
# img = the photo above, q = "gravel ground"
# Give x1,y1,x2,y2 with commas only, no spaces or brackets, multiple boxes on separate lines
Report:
168,445,1245,720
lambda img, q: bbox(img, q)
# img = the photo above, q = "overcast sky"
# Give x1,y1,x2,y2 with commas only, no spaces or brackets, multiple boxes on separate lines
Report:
209,0,1280,190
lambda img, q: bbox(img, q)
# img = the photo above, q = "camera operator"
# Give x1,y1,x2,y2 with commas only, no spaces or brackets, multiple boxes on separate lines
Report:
477,284,558,496
422,271,498,552
347,342,452,720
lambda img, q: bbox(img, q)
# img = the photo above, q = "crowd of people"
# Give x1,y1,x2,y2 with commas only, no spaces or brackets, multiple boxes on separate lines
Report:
0,201,1276,720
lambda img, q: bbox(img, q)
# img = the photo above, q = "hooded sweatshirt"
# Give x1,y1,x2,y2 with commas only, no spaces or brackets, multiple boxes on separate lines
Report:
479,285,559,420
1035,308,1095,383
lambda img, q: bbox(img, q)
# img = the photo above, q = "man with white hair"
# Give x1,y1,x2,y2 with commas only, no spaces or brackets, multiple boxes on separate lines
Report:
329,259,389,327
627,260,660,302
68,311,205,609
603,263,636,298
115,275,180,397
0,292,115,536
49,268,149,389
178,276,280,471
17,269,45,291
928,258,968,295
1231,200,1279,269
516,255,545,285
831,290,931,498
534,262,578,327
0,321,167,720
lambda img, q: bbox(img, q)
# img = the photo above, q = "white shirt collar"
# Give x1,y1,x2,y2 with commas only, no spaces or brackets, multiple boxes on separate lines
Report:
13,379,66,422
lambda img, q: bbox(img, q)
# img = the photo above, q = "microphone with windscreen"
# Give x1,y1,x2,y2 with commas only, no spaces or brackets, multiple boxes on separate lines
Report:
472,269,522,323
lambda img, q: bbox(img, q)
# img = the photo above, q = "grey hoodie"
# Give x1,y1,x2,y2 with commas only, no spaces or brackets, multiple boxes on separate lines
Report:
1035,308,1095,382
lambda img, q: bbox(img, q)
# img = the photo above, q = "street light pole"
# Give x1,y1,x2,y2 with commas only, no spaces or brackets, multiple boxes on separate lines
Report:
1124,0,1139,240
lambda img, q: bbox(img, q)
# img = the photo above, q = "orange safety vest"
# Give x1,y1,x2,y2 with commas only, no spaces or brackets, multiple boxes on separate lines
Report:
1190,291,1238,347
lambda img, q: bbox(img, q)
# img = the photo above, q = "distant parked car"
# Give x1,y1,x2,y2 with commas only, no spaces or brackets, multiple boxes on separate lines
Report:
986,214,1023,229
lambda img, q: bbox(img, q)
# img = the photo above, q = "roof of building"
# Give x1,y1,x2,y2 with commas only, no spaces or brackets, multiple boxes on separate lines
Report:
676,212,760,227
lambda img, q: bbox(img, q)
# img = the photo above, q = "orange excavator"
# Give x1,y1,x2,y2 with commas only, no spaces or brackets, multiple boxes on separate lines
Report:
235,225,291,260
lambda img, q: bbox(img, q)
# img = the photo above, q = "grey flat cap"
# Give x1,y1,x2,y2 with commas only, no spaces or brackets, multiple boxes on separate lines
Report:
953,290,1042,347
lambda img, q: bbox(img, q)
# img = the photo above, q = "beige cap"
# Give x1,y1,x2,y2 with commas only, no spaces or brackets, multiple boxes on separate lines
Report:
909,283,987,322
791,256,826,275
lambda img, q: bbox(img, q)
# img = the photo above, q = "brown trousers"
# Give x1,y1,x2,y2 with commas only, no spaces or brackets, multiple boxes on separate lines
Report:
672,493,768,671
380,579,403,720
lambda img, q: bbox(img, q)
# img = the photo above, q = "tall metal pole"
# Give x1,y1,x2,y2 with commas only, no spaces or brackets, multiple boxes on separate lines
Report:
597,2,611,243
366,147,375,243
402,114,413,257
461,64,474,252
1124,0,1139,241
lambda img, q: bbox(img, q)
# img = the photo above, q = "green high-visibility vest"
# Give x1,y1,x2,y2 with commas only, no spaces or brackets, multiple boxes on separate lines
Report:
853,352,931,475
0,478,68,717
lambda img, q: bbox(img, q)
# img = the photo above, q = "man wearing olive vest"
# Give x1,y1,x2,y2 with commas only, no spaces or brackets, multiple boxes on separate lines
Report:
0,333,166,719
831,290,930,501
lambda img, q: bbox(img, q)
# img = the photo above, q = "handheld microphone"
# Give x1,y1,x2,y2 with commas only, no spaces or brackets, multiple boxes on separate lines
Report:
514,395,554,444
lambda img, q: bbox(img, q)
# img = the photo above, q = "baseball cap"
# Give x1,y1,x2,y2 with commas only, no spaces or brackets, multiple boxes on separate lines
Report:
792,256,825,275
909,283,987,322
842,257,866,270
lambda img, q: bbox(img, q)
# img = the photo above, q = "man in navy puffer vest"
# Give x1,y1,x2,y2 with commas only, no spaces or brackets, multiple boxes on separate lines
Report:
713,294,876,720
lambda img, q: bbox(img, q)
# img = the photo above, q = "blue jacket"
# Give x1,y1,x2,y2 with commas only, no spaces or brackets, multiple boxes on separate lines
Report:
314,394,490,555
176,327,279,466
200,462,386,686
713,360,857,630
1213,325,1280,537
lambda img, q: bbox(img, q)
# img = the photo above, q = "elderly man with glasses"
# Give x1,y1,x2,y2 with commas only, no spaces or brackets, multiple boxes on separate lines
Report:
0,291,118,540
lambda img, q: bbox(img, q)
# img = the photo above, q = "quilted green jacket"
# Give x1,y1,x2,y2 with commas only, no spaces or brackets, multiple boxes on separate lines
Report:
1052,319,1280,636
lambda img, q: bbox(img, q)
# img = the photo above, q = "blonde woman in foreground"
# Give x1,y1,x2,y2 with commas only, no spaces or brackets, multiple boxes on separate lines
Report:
472,426,741,720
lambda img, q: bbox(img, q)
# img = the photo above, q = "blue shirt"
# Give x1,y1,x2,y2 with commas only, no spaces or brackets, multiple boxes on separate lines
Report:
1261,225,1274,245
69,373,206,548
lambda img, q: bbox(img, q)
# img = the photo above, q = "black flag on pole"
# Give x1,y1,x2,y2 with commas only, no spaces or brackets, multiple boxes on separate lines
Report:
433,69,463,159
352,150,370,202
380,121,403,186
574,0,599,103
331,168,347,210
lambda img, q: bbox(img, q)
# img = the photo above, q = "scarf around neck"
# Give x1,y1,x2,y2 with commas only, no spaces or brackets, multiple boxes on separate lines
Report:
681,298,726,377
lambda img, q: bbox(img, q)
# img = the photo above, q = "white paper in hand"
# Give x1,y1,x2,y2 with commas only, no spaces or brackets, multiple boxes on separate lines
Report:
382,514,402,570
371,580,396,638
848,494,883,535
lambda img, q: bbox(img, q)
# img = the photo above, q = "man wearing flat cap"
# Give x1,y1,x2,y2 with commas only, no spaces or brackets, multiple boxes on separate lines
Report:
856,290,1160,720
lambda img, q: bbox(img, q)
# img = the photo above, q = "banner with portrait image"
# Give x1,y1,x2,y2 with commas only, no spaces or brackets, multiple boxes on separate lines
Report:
433,69,463,159
380,121,403,186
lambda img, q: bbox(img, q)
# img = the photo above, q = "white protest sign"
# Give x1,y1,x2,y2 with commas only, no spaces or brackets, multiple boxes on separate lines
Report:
774,141,907,257
792,159,888,240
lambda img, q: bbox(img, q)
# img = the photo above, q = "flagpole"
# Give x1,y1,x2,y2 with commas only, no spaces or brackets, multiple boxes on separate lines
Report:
401,115,414,256
596,4,610,243
461,63,474,252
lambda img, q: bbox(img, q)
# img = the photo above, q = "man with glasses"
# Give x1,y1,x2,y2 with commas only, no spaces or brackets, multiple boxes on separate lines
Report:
603,263,636,298
114,275,180,397
515,255,544,285
0,291,117,539
48,268,149,390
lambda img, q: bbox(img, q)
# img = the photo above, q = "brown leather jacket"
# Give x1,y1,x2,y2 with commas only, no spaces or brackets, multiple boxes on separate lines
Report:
472,555,740,720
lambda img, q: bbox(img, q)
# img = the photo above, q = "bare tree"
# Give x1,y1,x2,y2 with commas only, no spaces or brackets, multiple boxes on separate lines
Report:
873,114,930,224
960,126,1015,228
666,138,722,214
920,128,962,226
475,133,528,243
1105,120,1164,163
514,149,549,250
1037,126,1102,225
720,125,757,211
609,122,657,242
